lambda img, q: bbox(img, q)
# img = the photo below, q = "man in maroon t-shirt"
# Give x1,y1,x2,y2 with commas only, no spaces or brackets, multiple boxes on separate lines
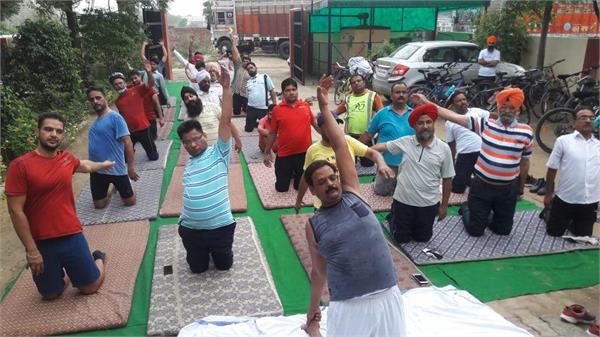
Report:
110,60,159,160
263,78,317,192
5,113,113,300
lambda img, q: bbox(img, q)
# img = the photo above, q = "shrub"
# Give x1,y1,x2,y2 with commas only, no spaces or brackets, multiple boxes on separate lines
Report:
4,19,83,112
0,86,37,161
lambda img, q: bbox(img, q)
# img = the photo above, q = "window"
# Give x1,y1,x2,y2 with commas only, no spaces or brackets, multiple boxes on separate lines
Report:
423,47,455,62
390,44,420,59
456,46,479,62
216,12,226,25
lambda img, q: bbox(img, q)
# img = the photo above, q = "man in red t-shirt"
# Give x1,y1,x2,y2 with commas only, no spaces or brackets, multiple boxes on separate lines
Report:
129,70,164,140
5,113,114,300
110,61,159,160
263,78,317,192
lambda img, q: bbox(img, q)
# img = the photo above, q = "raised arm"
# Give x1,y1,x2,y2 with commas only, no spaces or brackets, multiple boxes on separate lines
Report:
218,65,233,142
231,34,241,63
412,93,469,128
143,60,155,89
159,39,167,63
140,40,149,62
318,75,359,193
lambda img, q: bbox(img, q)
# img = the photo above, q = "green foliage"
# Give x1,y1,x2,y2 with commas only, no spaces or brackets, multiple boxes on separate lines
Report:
0,1,21,21
473,10,529,64
5,19,83,111
0,86,37,161
79,9,146,86
203,0,213,27
1,20,87,164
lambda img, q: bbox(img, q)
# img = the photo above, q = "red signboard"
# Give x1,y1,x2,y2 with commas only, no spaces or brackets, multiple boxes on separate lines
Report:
526,3,599,36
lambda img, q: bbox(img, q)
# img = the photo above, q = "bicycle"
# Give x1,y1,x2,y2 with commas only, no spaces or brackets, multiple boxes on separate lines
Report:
332,62,352,105
540,64,599,116
534,78,599,153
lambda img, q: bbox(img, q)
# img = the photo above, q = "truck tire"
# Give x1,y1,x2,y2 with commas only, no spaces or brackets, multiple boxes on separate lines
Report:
278,41,289,60
217,38,233,53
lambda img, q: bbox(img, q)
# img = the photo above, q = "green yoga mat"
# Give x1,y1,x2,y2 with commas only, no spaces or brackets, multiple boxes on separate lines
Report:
3,81,595,336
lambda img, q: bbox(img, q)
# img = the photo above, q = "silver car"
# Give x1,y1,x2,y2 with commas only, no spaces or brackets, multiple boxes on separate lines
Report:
372,41,525,98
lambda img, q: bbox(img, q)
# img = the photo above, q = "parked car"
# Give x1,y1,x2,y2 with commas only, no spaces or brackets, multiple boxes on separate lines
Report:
372,41,526,98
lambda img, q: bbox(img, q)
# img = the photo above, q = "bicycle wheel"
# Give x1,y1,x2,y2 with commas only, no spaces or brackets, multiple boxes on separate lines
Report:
540,89,568,115
528,83,546,118
407,85,434,103
534,107,576,154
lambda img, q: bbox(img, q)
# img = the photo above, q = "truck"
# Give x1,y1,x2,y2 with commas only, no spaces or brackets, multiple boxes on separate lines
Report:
210,0,311,59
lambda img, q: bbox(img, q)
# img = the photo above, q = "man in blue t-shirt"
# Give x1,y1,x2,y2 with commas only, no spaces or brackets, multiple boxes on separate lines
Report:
365,82,414,196
86,87,139,209
176,65,237,274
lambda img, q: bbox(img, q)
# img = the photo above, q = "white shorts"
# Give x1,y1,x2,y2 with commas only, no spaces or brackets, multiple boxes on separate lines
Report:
327,285,406,337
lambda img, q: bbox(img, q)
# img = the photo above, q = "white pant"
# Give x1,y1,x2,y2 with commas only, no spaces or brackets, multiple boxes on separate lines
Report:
327,285,407,337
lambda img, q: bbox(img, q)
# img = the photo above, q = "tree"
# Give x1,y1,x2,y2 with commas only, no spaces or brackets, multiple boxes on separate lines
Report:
203,0,212,29
0,1,21,21
35,1,83,49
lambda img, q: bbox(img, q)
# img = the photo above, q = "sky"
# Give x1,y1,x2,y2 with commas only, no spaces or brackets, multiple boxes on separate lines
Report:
76,0,204,18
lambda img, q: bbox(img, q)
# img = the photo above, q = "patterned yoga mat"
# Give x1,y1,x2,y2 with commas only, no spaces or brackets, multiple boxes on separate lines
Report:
147,217,283,336
156,122,173,141
247,163,314,209
393,210,599,265
281,214,429,304
0,221,149,337
133,140,172,171
160,163,247,217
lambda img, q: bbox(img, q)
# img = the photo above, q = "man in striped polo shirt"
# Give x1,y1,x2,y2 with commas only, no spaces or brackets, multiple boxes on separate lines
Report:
412,88,533,237
176,65,236,273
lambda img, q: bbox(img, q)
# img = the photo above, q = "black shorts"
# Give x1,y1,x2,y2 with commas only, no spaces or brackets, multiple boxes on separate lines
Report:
546,196,598,237
90,172,134,200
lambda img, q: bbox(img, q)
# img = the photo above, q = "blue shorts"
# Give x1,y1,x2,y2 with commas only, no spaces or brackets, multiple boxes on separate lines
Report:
33,233,100,296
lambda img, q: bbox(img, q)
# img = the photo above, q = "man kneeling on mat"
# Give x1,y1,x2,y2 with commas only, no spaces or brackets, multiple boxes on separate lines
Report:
371,103,455,243
6,112,109,300
302,75,406,337
176,65,237,273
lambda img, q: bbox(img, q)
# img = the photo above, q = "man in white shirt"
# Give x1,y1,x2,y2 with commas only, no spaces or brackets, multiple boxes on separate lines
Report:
478,35,501,81
244,62,278,132
445,90,490,193
544,108,600,237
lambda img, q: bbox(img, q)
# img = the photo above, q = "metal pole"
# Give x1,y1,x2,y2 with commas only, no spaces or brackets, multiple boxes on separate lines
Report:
432,7,439,40
368,6,374,52
327,5,332,74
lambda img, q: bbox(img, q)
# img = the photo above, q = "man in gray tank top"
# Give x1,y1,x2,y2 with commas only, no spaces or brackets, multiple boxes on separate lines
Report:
302,75,406,337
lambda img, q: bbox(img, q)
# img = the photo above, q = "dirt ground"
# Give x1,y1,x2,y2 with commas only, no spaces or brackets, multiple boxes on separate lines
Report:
1,56,597,336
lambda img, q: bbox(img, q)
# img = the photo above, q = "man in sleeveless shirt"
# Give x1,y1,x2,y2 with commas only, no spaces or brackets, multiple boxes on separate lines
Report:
302,75,406,337
335,74,384,167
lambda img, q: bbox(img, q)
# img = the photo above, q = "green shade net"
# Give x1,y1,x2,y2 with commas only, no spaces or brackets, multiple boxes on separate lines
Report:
309,0,489,33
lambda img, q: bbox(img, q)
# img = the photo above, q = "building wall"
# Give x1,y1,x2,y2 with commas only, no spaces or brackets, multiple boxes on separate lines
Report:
520,35,589,74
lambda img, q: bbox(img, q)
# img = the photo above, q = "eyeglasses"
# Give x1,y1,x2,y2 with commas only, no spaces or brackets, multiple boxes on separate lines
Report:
576,116,595,121
182,135,205,146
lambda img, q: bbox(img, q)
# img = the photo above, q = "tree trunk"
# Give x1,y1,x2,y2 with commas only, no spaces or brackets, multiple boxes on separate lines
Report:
536,1,553,69
64,3,82,49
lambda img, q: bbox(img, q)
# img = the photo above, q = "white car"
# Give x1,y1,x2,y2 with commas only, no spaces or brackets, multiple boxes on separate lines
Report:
372,41,525,97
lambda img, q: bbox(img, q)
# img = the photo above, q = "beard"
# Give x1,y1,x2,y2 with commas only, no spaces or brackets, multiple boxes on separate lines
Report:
499,112,515,125
38,138,60,152
416,129,434,142
487,46,495,52
117,87,127,95
186,99,203,118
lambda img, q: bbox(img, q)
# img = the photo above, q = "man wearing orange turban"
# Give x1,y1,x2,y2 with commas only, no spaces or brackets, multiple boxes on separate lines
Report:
411,92,534,238
478,35,501,80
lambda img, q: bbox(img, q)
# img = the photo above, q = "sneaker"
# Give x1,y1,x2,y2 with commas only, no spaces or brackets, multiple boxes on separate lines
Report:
560,304,596,324
530,179,545,193
588,323,599,336
524,175,538,187
92,250,106,263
